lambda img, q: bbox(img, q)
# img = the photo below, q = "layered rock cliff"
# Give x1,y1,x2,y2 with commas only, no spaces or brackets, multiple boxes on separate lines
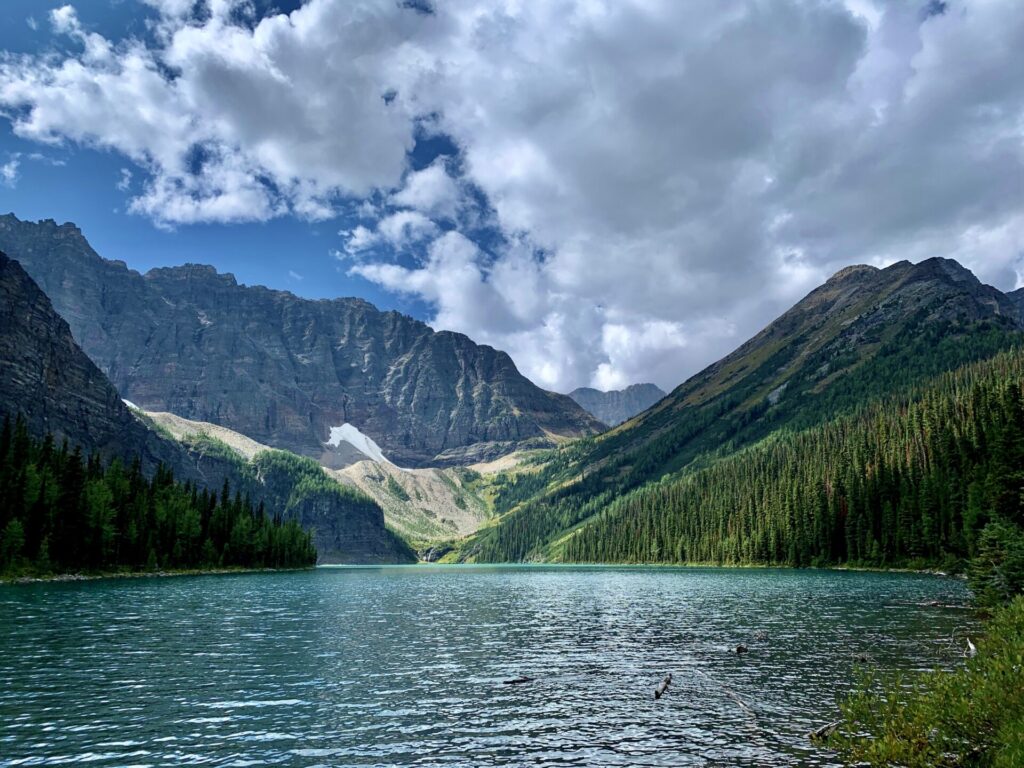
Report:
0,214,602,467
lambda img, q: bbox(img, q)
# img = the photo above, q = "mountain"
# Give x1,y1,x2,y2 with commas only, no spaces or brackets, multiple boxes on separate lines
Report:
0,251,412,564
568,383,665,426
0,251,184,473
0,214,602,468
145,409,494,546
565,346,1024,568
461,257,1024,561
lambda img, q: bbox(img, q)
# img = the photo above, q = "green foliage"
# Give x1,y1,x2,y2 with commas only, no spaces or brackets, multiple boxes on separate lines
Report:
829,596,1024,767
251,449,379,510
466,323,1023,562
970,521,1024,608
0,417,316,576
563,348,1024,568
386,474,411,502
184,432,250,468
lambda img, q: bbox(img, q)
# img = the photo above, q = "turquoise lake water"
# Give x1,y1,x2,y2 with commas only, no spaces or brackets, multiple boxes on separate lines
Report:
0,566,976,766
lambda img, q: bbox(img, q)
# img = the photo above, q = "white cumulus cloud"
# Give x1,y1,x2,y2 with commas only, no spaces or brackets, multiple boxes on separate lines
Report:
0,0,1022,391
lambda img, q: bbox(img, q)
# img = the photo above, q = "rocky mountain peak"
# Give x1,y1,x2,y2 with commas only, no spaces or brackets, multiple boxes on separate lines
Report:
0,214,603,467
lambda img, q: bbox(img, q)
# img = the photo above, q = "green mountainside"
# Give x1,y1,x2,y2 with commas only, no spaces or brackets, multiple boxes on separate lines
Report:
459,258,1024,563
0,417,317,577
566,348,1024,570
176,432,415,564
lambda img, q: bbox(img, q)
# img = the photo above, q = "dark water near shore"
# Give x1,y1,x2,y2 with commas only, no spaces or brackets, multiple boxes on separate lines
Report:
0,566,975,766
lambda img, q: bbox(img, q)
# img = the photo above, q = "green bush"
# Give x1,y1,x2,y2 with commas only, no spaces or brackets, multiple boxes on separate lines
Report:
829,597,1024,767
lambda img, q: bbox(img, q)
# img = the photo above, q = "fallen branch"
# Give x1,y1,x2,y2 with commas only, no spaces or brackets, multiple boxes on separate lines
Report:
808,720,841,742
655,673,672,699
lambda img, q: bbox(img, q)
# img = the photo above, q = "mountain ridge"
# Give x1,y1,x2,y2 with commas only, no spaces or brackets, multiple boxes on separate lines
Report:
0,213,603,468
461,256,1024,562
0,251,412,564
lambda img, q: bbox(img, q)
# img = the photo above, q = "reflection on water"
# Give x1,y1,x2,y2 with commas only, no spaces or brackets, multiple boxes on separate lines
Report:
0,566,975,766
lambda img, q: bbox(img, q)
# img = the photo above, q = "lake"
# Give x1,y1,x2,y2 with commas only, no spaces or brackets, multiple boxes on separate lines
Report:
0,566,975,767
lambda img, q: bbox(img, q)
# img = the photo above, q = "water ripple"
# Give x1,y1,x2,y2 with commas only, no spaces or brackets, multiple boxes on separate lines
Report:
0,566,975,767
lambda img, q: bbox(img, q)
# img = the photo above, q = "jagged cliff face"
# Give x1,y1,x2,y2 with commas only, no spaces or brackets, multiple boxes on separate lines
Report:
0,214,602,467
568,383,665,427
0,251,413,563
0,251,181,472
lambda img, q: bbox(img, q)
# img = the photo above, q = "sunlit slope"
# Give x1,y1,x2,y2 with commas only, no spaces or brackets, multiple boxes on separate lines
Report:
460,258,1024,561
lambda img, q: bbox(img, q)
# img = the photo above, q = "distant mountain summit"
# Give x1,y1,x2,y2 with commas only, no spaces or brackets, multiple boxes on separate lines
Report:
568,383,666,426
0,214,602,468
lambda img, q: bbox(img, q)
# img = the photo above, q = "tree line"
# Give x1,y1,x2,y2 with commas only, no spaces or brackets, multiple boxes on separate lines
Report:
468,320,1022,563
562,347,1024,600
0,416,316,576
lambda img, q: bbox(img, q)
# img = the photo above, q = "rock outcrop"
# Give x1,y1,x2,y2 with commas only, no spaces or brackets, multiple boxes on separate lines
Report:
0,251,180,472
0,214,603,467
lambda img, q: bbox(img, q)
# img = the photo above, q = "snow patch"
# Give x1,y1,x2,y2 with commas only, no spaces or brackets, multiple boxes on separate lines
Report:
326,423,399,467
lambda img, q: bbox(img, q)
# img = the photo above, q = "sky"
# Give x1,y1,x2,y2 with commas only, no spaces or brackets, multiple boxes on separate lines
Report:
0,0,1022,394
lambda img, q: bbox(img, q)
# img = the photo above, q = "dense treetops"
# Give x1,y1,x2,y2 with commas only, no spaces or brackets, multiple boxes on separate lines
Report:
565,348,1024,582
0,416,316,576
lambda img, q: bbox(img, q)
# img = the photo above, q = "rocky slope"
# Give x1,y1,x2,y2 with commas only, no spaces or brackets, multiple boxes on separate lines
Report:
0,251,183,472
568,383,665,426
0,214,602,467
146,410,495,544
0,252,412,563
462,257,1024,561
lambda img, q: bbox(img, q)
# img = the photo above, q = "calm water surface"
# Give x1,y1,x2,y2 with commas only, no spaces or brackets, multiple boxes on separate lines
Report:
0,566,975,767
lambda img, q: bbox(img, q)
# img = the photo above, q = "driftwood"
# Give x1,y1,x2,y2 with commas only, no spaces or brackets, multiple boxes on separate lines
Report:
808,720,841,742
654,673,672,699
503,676,532,685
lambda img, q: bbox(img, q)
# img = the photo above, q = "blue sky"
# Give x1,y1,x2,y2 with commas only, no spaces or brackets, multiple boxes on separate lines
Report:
0,0,441,316
1,0,1022,392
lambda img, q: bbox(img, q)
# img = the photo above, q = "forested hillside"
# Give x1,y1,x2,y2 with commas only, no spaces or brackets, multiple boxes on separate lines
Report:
461,259,1024,563
564,349,1024,582
0,417,317,576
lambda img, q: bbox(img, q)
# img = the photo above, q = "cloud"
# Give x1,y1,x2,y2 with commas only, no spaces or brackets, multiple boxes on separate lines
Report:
116,167,133,191
0,158,19,188
1,0,1023,391
364,0,1024,390
0,0,424,226
288,269,303,281
391,158,461,220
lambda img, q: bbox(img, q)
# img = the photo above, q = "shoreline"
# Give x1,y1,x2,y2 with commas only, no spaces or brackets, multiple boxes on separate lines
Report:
1,565,315,585
435,559,965,578
3,561,965,584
